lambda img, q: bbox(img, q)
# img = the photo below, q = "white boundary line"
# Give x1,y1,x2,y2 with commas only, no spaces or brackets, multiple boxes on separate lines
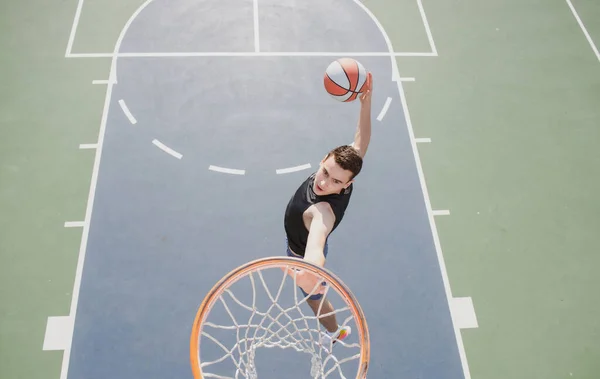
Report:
61,1,458,379
376,97,392,121
65,0,85,56
353,1,471,377
276,163,311,174
66,51,438,58
118,99,137,124
415,137,431,143
397,62,472,374
152,139,183,159
565,0,600,62
253,0,260,52
432,209,451,216
416,0,437,55
397,76,471,376
92,80,110,84
209,165,246,175
59,2,155,379
399,77,415,82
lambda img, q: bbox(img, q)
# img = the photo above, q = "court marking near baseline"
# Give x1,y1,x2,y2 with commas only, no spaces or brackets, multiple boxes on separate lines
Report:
64,0,439,58
565,0,600,62
415,0,437,55
66,51,438,58
52,1,474,379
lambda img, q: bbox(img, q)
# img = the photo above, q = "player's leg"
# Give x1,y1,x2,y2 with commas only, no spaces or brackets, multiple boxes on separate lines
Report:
285,239,351,343
307,295,338,333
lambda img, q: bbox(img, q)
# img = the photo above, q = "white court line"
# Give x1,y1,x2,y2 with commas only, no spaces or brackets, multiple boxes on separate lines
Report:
79,143,97,149
399,77,415,82
376,97,392,121
43,316,73,351
92,80,109,84
276,163,311,174
416,0,438,55
565,0,600,62
118,99,137,124
152,139,183,159
397,78,472,377
64,221,85,228
59,2,154,378
66,51,438,58
353,0,472,376
65,0,85,56
451,297,478,329
253,0,260,52
209,165,246,175
415,137,431,143
59,2,445,379
432,210,451,216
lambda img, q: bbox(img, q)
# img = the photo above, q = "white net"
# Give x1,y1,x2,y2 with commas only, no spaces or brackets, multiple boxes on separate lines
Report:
193,260,367,379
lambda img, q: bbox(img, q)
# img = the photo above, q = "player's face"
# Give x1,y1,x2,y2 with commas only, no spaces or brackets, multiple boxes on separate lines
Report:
313,156,354,196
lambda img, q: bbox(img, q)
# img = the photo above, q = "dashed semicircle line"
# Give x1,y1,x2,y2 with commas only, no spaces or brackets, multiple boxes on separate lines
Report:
209,165,245,175
152,139,182,159
149,143,311,177
376,97,392,121
118,99,137,124
276,163,311,175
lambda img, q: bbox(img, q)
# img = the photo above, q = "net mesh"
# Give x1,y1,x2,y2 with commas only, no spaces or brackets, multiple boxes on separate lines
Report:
196,264,363,379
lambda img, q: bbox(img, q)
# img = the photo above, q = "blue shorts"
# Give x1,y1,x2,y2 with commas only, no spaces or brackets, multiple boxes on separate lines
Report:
285,238,328,300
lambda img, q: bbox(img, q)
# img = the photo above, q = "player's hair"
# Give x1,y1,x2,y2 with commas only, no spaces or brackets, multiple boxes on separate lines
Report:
325,145,363,180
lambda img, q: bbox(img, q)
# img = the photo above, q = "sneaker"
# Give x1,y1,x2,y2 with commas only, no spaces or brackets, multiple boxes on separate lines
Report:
320,325,352,348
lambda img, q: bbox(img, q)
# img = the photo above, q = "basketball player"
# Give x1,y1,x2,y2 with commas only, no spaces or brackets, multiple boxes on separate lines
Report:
283,72,373,346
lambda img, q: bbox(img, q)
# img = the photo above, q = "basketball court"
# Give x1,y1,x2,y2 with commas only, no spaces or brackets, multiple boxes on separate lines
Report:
3,0,600,378
56,0,467,378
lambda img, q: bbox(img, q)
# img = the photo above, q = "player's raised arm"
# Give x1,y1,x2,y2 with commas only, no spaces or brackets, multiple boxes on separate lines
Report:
303,202,336,268
352,72,373,158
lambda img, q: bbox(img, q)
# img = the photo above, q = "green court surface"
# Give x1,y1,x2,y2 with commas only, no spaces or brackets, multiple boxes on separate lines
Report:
1,0,599,378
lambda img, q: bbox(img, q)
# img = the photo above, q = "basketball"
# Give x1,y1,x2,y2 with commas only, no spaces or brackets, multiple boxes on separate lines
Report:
323,58,369,102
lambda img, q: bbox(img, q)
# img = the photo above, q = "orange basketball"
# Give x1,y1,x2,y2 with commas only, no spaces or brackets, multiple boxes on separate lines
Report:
323,58,368,102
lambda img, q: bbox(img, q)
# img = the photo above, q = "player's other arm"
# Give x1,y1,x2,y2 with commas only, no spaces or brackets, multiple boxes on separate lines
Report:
303,202,336,267
352,72,373,158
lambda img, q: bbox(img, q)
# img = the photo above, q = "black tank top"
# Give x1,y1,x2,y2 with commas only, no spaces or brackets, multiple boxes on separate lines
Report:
284,173,353,256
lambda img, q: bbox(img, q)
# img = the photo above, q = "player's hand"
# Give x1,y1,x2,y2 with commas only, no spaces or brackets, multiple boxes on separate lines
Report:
285,268,327,296
359,72,373,104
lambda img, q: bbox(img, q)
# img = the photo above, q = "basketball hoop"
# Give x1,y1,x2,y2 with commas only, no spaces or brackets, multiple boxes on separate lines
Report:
190,257,370,379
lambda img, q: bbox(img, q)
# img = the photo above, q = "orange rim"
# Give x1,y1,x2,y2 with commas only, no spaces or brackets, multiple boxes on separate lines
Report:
189,256,370,379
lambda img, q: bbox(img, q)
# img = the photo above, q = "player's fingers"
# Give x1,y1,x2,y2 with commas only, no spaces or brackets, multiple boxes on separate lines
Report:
317,282,327,294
